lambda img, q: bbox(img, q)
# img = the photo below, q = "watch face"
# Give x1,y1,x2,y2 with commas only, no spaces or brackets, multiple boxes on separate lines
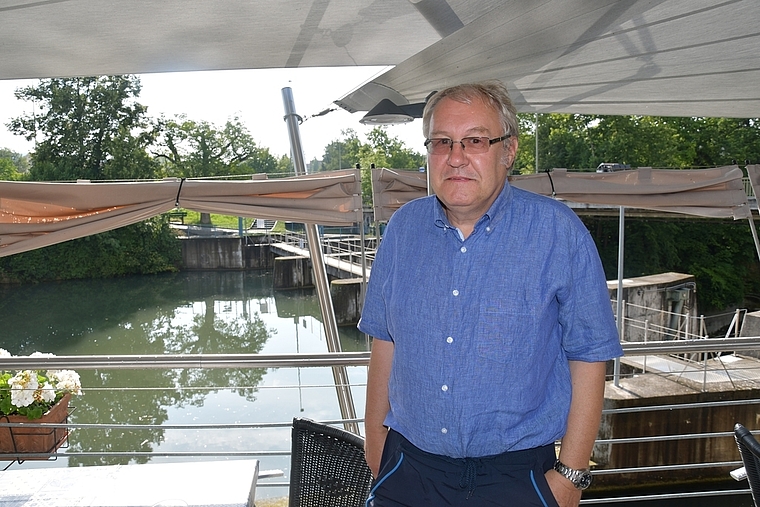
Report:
578,471,593,490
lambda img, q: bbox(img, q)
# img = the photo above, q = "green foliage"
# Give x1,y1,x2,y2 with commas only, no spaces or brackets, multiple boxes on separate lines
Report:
584,217,760,312
2,77,181,282
0,158,20,180
515,113,760,173
8,76,160,181
154,115,262,177
320,129,362,171
0,217,181,283
0,148,29,178
236,146,282,175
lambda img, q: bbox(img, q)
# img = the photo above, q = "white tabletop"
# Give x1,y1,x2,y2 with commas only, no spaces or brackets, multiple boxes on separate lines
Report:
0,460,264,507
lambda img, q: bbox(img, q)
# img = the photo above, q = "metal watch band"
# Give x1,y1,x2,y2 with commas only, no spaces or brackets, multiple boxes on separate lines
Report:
553,459,593,490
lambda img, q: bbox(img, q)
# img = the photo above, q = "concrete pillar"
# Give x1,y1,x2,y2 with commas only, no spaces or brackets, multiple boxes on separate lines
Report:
330,278,363,326
273,256,313,289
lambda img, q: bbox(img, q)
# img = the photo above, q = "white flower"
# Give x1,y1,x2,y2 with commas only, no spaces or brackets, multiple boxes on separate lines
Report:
50,370,82,395
36,382,57,403
0,348,11,358
9,370,39,408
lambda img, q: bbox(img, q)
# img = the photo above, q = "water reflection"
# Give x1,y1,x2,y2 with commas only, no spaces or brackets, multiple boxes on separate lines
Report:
0,271,368,468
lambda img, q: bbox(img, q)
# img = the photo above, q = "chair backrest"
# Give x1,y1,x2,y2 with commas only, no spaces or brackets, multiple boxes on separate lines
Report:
289,418,373,507
735,423,760,507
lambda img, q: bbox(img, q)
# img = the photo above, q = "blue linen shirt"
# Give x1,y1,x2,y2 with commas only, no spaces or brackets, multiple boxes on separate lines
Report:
358,181,623,459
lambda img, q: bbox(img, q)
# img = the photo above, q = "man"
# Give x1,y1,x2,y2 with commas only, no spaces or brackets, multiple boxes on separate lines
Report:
358,81,623,507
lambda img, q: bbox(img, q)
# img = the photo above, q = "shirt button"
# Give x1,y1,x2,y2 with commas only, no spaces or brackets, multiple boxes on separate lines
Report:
441,384,448,392
460,246,467,253
452,289,459,296
486,226,491,233
441,427,448,434
446,336,453,344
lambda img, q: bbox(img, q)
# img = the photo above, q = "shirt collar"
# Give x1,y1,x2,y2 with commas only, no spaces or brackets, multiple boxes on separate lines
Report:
433,181,513,233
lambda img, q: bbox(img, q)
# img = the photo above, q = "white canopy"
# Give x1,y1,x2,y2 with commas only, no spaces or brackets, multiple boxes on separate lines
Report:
1,0,759,119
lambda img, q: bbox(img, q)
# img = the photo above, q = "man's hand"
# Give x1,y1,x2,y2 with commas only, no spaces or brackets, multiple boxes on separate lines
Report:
545,468,582,507
364,426,388,478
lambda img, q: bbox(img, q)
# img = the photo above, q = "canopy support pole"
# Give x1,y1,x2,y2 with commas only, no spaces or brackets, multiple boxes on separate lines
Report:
614,206,625,387
282,87,358,434
748,214,760,264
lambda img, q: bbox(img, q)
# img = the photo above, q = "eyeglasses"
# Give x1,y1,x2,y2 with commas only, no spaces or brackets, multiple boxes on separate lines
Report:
424,135,511,155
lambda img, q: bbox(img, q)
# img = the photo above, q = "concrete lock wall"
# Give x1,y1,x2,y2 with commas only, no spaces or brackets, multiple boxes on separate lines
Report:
607,272,698,342
181,237,272,270
740,310,760,359
595,381,760,489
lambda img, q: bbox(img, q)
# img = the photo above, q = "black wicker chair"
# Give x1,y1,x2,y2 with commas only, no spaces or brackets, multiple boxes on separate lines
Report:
735,423,760,507
289,418,374,507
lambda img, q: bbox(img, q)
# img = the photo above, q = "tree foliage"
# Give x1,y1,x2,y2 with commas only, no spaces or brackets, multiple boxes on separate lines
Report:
0,148,30,178
153,115,273,177
8,76,160,181
583,217,759,312
319,129,362,172
514,113,760,173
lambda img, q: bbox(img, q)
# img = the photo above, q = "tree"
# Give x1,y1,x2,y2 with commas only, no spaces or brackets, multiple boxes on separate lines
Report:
522,113,760,172
236,146,284,175
154,115,259,178
0,148,30,177
7,76,159,181
0,158,19,181
320,129,362,172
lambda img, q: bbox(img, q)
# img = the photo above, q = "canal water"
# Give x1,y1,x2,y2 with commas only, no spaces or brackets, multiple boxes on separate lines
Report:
0,270,369,500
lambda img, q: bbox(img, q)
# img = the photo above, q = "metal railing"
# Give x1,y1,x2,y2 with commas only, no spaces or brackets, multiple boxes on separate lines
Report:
270,230,377,266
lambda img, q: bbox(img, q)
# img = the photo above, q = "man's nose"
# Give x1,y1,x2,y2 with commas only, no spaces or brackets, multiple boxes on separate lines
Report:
447,140,468,164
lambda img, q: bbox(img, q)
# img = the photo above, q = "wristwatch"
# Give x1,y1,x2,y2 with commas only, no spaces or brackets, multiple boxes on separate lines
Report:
553,459,593,490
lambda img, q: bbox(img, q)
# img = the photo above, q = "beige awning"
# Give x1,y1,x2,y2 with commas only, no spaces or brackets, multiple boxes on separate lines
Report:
511,166,751,219
0,169,362,257
179,170,362,225
371,168,429,223
370,165,751,222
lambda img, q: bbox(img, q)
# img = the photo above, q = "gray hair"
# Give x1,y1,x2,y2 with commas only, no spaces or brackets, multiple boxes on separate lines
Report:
422,81,519,142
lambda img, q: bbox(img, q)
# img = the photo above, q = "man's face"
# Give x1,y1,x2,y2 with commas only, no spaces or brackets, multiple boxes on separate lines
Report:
427,97,517,223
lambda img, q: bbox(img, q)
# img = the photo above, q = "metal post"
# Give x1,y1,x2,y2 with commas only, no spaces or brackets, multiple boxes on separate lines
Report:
281,87,358,434
748,215,760,263
614,206,625,387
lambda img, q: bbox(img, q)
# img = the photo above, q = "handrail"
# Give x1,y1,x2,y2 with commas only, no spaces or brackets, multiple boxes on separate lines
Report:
0,351,371,370
3,336,759,370
621,336,760,354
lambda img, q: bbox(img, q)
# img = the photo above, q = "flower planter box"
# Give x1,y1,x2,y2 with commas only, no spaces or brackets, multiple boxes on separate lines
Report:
0,393,71,458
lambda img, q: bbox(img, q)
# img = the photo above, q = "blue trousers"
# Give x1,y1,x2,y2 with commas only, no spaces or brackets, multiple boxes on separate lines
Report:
367,429,560,507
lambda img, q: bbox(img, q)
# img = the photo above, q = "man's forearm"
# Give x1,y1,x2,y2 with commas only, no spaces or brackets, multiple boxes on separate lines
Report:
560,360,607,469
546,360,607,507
364,338,394,477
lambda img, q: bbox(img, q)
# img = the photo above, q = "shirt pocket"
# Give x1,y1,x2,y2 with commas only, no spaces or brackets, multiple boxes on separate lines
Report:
475,302,537,365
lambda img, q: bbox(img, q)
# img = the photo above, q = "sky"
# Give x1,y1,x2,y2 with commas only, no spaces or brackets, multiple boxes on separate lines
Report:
0,66,427,163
